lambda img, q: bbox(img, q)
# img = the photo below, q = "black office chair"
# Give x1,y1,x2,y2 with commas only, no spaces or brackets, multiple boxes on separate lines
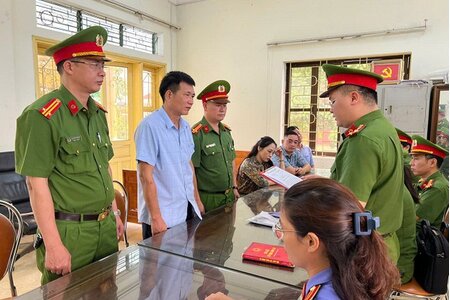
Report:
0,151,37,259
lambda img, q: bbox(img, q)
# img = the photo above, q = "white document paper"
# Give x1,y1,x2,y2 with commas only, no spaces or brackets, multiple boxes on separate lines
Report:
248,211,278,227
261,166,302,189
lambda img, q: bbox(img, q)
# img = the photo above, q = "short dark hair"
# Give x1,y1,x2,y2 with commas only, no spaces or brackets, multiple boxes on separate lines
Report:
56,60,66,75
284,130,299,138
425,154,444,168
159,71,195,102
286,126,299,132
340,85,378,104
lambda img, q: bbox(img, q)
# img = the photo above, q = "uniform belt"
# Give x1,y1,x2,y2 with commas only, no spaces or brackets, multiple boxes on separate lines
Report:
55,206,112,222
200,189,233,195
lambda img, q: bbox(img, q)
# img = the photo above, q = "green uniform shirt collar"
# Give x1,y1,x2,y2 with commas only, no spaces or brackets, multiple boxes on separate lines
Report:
201,116,224,134
353,109,383,127
58,85,99,116
425,170,444,183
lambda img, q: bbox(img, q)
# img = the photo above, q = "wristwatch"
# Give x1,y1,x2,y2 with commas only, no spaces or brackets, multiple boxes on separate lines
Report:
113,209,121,217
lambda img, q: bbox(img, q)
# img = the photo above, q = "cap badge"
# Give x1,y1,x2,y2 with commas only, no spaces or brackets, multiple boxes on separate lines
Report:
218,85,225,93
412,139,417,147
96,34,104,47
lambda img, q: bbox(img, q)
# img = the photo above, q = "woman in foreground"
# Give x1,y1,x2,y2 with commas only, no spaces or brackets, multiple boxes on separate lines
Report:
207,178,400,300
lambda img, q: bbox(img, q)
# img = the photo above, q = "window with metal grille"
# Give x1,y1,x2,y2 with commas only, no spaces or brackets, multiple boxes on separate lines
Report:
36,0,159,55
285,54,411,156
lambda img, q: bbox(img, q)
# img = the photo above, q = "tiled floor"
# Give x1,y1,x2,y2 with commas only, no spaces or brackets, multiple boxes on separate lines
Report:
0,223,143,298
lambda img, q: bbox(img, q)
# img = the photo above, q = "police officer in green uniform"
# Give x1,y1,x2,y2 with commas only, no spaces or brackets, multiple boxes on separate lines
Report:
410,135,449,228
395,128,418,283
15,26,123,284
320,64,407,263
192,80,239,212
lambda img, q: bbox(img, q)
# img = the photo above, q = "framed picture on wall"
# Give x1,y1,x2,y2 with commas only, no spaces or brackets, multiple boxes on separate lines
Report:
371,59,403,84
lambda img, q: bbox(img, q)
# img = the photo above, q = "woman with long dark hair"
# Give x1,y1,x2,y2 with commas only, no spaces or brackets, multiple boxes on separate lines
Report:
280,178,400,299
207,178,399,300
237,136,283,195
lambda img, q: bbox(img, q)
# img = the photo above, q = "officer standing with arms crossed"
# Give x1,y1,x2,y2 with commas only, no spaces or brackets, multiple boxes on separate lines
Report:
192,80,239,212
15,26,123,284
319,64,407,263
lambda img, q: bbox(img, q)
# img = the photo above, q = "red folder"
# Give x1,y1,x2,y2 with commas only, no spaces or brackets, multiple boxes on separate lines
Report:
242,242,295,268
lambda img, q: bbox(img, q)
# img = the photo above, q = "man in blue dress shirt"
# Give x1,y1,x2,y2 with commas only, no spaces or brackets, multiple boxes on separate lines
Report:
272,130,311,175
135,71,203,239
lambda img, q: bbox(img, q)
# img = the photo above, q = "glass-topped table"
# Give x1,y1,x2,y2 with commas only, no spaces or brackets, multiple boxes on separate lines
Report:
139,187,308,288
18,245,300,300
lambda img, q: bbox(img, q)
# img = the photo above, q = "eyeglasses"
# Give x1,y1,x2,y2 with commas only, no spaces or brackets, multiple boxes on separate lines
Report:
71,59,105,71
272,220,299,240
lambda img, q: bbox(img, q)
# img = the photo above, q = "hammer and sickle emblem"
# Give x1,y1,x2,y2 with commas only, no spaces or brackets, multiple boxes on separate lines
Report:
381,67,393,79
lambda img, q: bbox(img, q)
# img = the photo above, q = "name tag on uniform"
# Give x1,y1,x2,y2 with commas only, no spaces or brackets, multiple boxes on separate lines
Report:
206,143,216,148
66,136,82,143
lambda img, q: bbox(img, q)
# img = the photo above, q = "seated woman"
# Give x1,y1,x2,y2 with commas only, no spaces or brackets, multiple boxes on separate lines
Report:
207,178,400,300
237,136,283,195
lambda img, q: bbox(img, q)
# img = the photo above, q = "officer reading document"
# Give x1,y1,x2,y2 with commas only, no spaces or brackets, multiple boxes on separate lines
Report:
15,26,123,284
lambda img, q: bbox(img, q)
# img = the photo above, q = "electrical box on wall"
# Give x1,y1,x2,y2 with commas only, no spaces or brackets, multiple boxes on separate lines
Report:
377,81,432,138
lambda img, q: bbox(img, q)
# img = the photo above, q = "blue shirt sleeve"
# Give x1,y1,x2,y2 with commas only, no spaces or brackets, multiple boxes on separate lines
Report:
135,119,159,166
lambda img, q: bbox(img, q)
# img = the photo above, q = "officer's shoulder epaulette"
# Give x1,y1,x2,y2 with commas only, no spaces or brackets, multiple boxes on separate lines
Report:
344,124,366,138
192,123,203,134
39,98,62,119
222,123,232,131
95,101,108,113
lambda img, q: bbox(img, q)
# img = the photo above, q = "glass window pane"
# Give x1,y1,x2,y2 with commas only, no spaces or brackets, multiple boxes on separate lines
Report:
316,111,338,153
143,71,152,108
104,66,129,141
290,67,312,109
37,55,60,97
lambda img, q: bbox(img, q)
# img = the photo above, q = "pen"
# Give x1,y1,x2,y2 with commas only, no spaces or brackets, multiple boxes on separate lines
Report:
97,132,102,143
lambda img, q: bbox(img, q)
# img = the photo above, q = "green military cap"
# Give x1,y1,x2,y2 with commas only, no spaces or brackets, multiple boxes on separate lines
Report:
411,135,448,159
197,80,231,104
396,128,413,146
45,26,111,64
320,64,384,98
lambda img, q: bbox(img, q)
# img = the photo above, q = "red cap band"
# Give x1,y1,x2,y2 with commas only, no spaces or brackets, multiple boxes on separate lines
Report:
53,41,105,64
327,73,378,91
398,135,412,145
412,144,447,159
201,91,229,103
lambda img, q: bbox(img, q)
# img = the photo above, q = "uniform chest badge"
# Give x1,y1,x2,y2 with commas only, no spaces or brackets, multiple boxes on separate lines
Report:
206,143,216,148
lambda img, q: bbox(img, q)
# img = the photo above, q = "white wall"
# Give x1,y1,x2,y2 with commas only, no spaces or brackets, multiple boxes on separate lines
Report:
176,0,449,151
0,0,178,151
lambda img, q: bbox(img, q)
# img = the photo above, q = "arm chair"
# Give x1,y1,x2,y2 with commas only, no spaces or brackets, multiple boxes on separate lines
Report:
0,151,37,260
0,200,23,297
113,180,129,247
